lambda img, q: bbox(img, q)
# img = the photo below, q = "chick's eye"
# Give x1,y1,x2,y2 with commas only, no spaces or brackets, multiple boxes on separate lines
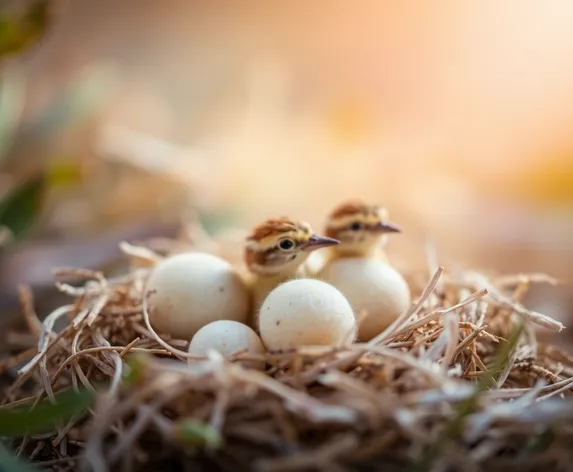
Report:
278,238,294,251
350,222,362,231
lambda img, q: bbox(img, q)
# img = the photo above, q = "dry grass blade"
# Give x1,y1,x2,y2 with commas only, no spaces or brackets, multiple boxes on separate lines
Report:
377,266,444,344
17,305,74,376
119,241,162,267
463,271,564,331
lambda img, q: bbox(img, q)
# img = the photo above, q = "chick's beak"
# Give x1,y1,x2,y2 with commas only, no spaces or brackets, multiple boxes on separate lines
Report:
373,220,402,234
303,235,340,251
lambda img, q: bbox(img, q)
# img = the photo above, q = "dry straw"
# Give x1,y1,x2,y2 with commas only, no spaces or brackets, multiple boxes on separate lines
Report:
1,226,572,472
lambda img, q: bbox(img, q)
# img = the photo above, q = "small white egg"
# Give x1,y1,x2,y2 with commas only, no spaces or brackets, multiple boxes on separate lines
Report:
146,252,250,338
188,320,266,370
319,258,410,341
259,278,356,350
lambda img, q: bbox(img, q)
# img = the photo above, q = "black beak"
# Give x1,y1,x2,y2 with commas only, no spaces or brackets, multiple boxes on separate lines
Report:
372,220,402,234
303,235,340,252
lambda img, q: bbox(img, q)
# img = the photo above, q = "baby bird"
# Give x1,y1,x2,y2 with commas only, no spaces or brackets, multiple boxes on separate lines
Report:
318,200,411,341
244,217,339,323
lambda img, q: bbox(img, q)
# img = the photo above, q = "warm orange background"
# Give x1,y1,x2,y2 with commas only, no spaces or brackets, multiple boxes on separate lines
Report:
3,0,573,338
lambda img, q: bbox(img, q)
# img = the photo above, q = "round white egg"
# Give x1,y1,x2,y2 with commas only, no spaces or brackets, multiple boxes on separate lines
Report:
319,258,410,341
259,278,356,350
188,320,266,370
146,252,250,338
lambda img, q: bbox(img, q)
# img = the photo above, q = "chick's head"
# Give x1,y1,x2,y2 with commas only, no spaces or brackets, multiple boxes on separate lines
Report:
244,217,339,276
324,200,401,257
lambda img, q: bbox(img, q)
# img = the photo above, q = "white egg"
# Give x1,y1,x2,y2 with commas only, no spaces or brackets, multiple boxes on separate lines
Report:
259,278,356,350
319,258,410,341
146,252,250,338
188,320,266,370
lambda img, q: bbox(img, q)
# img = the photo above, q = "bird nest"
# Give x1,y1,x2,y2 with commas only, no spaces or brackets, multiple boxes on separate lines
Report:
1,232,573,472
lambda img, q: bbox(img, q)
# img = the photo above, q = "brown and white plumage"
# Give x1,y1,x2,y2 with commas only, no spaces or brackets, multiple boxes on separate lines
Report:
244,217,339,323
318,199,410,341
306,200,401,276
324,199,401,260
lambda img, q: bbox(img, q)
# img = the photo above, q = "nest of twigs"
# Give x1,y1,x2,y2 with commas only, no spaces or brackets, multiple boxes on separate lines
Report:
1,229,573,472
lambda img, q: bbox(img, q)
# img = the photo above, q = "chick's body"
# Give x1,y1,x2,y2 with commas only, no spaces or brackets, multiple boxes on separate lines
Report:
318,200,411,341
250,269,302,312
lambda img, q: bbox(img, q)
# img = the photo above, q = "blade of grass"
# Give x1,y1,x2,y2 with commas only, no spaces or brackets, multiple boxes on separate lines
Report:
0,388,93,436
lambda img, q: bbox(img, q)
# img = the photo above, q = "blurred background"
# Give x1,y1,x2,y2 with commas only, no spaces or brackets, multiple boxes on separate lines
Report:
1,0,572,347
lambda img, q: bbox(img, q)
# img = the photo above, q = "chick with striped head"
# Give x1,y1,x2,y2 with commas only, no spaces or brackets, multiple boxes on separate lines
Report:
318,200,411,341
324,200,402,259
244,217,339,323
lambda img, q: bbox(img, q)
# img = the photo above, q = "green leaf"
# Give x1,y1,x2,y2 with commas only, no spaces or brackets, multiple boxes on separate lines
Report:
0,442,39,472
0,388,93,436
0,173,45,243
0,0,51,58
174,419,223,449
122,354,148,388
